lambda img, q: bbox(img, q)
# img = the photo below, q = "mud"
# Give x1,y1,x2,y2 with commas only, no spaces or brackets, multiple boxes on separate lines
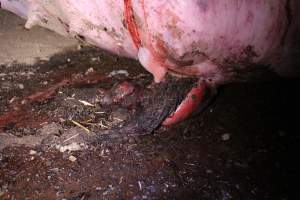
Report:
0,47,299,200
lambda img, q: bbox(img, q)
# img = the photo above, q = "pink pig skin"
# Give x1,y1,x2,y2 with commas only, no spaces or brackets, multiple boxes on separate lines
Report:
1,0,299,125
1,0,298,83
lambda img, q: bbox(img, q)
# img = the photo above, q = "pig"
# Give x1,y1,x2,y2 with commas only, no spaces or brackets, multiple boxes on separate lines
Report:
1,0,299,126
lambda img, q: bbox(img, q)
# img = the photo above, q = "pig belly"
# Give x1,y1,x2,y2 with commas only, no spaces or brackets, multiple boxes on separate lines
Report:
0,0,294,83
134,0,288,82
1,0,299,127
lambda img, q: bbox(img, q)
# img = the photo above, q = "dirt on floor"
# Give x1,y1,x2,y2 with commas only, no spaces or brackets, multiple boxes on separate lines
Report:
0,46,299,200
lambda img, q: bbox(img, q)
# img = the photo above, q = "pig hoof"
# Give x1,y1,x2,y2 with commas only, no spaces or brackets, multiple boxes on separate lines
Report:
162,81,209,126
95,76,197,139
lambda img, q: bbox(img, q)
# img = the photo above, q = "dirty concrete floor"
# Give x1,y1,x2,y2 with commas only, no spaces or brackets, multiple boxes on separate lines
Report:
1,9,300,200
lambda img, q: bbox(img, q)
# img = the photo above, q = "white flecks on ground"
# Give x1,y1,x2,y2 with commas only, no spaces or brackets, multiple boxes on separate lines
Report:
91,57,101,62
56,142,83,153
138,181,143,191
85,67,95,75
221,133,231,141
68,155,77,162
108,70,129,77
78,99,95,107
17,83,24,89
29,150,37,155
9,96,17,104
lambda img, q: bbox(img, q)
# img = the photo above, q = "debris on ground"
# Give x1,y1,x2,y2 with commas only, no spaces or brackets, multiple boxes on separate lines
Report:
0,47,299,199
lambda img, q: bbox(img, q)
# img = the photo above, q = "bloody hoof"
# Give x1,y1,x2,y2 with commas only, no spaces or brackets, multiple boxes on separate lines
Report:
162,81,207,126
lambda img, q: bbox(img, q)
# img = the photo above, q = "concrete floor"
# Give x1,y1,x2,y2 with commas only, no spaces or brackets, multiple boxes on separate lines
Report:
0,10,78,66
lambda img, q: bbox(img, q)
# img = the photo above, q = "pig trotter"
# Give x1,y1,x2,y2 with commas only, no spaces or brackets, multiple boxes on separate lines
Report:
162,81,208,126
95,76,199,139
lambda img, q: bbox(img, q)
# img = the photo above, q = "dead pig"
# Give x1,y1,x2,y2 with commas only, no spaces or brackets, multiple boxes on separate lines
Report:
1,0,299,127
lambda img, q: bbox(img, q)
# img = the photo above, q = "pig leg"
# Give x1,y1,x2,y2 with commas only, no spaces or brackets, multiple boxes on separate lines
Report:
161,62,221,126
162,81,208,126
138,47,168,83
138,49,218,125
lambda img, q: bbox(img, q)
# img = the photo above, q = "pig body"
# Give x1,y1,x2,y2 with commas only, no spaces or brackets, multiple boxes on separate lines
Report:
1,0,298,83
1,0,299,125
